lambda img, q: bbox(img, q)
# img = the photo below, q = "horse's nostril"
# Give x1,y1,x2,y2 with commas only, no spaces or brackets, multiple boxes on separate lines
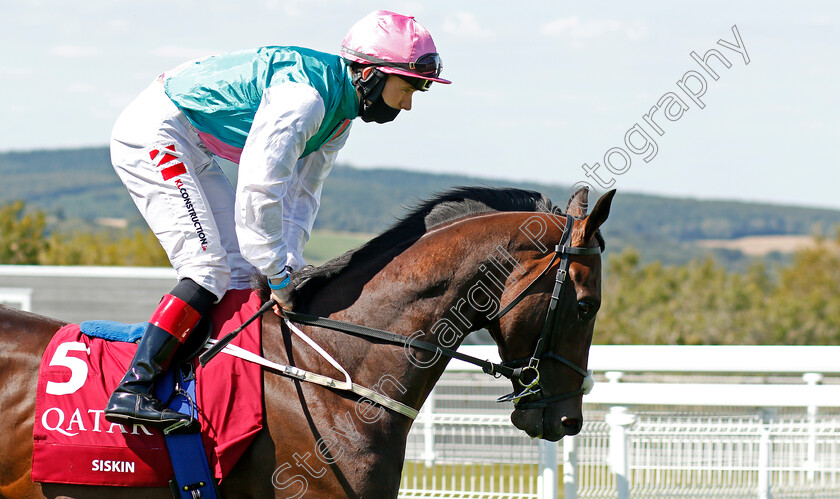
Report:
561,416,582,435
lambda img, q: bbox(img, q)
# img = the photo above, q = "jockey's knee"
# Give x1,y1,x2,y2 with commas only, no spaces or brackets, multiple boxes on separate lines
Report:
177,265,230,302
170,278,217,315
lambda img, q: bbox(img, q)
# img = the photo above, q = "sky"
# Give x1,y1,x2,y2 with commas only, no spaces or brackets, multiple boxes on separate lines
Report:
3,1,839,209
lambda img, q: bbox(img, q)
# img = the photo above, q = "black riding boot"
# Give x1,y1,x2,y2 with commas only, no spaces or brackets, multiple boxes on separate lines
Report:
104,322,198,432
105,279,215,433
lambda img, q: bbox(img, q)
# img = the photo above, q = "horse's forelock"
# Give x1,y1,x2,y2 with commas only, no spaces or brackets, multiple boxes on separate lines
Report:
418,187,554,230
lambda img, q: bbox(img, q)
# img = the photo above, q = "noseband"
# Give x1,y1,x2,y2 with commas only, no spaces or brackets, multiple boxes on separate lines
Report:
495,214,599,410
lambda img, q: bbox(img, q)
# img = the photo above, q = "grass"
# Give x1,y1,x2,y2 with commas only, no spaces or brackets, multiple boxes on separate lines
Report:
302,230,373,266
399,461,565,498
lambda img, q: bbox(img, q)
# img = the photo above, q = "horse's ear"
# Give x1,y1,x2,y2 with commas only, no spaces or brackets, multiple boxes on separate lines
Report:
583,189,616,243
565,186,590,219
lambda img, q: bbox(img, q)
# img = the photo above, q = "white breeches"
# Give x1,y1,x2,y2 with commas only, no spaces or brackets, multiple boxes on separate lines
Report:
110,81,256,300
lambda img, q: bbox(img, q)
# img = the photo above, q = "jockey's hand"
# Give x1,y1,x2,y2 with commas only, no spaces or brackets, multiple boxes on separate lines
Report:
268,269,295,316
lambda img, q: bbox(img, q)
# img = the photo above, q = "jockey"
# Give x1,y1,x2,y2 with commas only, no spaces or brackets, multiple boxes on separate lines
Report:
104,10,451,432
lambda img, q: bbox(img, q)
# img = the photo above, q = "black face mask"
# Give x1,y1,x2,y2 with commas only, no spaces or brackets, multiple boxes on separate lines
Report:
361,96,400,123
353,67,401,124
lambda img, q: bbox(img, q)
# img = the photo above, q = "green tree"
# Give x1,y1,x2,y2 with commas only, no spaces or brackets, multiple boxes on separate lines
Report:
762,233,840,345
42,229,169,266
595,237,840,345
0,200,49,264
0,200,169,267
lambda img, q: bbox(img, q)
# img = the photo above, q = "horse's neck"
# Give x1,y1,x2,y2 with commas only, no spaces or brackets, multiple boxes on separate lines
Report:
259,216,528,494
311,224,513,413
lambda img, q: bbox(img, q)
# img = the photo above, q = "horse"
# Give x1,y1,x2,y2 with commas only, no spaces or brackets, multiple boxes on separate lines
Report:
0,185,614,498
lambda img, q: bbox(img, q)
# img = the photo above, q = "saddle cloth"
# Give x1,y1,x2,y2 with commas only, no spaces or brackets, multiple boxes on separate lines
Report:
31,289,264,487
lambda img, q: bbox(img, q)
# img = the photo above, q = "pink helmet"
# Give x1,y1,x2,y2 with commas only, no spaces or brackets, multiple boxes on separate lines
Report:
341,10,451,90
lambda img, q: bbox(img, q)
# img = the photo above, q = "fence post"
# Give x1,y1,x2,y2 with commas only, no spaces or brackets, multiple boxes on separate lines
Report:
422,388,435,468
803,373,822,483
538,439,559,499
606,406,636,499
563,435,578,499
758,407,777,499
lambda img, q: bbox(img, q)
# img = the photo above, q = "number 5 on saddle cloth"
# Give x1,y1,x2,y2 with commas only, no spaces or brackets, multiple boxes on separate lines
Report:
33,289,263,494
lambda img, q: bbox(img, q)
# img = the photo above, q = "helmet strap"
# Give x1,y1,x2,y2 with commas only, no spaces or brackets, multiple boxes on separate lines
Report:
352,67,400,123
352,67,388,115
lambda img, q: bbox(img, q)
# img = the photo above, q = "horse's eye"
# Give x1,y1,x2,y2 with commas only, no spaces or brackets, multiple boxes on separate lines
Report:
578,300,598,321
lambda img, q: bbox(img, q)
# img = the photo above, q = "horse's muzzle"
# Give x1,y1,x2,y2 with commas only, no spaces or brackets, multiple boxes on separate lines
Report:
510,403,583,441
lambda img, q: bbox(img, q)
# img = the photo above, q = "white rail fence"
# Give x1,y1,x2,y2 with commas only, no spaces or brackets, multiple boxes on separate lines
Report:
399,345,840,499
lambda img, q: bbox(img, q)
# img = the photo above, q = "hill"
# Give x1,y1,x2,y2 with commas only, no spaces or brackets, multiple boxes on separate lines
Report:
2,147,839,268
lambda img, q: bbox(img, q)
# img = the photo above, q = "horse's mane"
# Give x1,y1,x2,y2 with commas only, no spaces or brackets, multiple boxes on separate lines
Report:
253,186,554,301
313,186,553,277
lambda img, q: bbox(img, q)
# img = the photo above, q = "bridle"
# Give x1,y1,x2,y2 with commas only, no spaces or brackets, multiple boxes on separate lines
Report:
200,214,600,412
493,214,600,409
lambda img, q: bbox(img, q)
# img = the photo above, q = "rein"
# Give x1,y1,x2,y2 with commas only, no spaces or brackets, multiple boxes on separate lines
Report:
200,214,600,415
283,214,601,411
282,309,521,379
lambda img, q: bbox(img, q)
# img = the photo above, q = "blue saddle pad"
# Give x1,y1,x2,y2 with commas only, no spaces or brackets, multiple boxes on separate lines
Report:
80,320,147,343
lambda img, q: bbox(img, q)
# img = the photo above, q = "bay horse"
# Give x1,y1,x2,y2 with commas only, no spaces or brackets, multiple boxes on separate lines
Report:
0,186,614,498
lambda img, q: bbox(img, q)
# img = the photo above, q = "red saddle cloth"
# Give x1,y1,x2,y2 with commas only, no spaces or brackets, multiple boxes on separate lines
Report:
31,289,264,487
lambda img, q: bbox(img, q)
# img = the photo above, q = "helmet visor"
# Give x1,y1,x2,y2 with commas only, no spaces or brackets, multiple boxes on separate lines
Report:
406,53,442,78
